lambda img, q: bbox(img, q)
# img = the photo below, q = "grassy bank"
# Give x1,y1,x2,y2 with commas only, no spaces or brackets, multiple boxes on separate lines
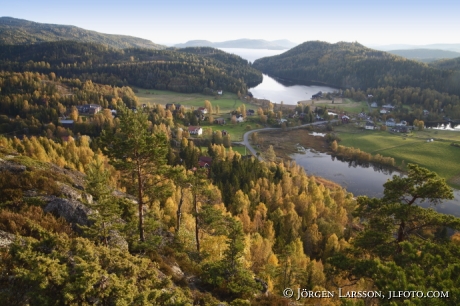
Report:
336,126,460,187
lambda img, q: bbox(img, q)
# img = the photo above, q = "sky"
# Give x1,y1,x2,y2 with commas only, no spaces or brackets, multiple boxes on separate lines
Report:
1,0,460,47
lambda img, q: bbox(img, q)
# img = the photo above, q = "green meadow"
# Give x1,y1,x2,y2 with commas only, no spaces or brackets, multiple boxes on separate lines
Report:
336,126,460,187
133,87,252,113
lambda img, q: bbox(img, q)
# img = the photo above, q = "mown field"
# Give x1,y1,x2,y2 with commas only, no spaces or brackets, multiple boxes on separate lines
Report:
335,125,460,187
133,87,252,113
301,98,369,114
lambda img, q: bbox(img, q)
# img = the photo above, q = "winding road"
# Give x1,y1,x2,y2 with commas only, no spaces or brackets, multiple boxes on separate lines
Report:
239,120,338,161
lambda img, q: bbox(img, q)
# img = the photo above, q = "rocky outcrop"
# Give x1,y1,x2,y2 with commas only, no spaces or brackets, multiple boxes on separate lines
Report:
0,230,16,248
57,182,93,204
0,158,26,173
43,196,93,228
107,229,129,251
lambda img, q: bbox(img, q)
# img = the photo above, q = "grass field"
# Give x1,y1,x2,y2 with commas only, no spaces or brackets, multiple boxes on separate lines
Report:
335,125,460,187
301,98,369,114
199,145,248,155
133,87,253,113
198,118,261,142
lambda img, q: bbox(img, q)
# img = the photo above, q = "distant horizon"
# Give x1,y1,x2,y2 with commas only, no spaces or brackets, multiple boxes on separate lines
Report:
3,15,460,52
1,0,459,46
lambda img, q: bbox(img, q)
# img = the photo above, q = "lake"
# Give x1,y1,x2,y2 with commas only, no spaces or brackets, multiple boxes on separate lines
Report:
218,48,338,105
292,150,460,217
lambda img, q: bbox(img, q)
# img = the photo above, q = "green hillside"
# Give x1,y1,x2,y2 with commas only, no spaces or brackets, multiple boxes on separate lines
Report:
430,57,460,71
0,41,262,94
253,41,460,96
0,17,165,50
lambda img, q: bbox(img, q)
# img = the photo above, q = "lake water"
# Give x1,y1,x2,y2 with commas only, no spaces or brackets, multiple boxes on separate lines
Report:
248,74,337,105
218,48,338,105
292,150,460,217
431,123,460,131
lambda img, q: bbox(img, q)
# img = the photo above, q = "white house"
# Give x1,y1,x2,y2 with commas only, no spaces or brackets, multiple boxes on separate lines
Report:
188,126,203,136
197,107,208,114
279,118,288,124
386,118,396,127
365,122,376,130
380,109,388,114
217,90,223,95
382,104,395,109
235,115,244,123
370,102,378,108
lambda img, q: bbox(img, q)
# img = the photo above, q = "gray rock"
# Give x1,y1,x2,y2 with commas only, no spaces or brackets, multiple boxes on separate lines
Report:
43,196,93,228
0,230,16,248
171,265,184,278
57,182,82,201
107,230,129,251
0,158,26,173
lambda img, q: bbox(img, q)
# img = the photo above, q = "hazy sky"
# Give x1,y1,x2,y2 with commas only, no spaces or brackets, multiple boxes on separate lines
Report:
2,0,459,46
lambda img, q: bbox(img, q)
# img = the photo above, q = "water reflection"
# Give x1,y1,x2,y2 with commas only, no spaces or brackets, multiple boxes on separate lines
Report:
293,150,460,216
248,74,337,105
430,123,460,131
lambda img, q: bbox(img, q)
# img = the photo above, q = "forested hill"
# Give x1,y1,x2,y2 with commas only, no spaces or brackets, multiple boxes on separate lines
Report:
0,17,165,50
0,41,262,93
430,57,460,71
253,41,460,96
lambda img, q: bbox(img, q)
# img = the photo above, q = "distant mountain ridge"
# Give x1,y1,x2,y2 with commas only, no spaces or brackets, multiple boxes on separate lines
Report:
174,38,297,50
387,49,460,63
0,17,166,50
370,43,460,53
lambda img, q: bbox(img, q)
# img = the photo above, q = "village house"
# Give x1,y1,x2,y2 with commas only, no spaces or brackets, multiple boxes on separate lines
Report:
214,118,226,125
197,107,208,114
188,126,203,136
386,118,396,127
81,104,102,114
59,119,74,128
391,126,410,133
217,90,223,95
370,102,378,108
365,121,376,130
235,115,244,123
198,156,213,168
382,104,395,110
165,103,181,110
341,115,350,123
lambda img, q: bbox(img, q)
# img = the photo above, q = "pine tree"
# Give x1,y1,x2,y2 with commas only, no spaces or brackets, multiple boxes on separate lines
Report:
101,105,170,242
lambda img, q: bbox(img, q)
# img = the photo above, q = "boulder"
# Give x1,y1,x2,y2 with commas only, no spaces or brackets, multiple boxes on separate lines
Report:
0,158,26,173
0,230,15,248
43,196,93,229
107,229,129,251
